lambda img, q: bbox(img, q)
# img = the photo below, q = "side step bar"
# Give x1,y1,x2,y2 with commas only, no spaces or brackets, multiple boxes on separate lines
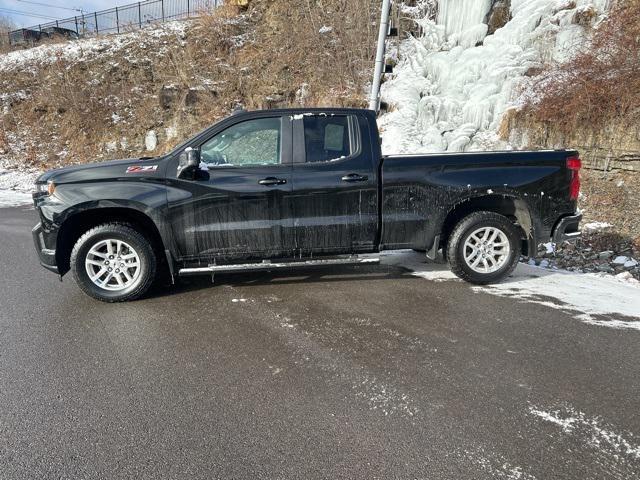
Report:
178,256,380,277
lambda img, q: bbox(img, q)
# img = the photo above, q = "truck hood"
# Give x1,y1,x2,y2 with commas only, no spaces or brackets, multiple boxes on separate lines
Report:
36,157,160,184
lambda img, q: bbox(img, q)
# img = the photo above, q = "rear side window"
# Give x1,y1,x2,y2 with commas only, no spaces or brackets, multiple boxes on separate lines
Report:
303,115,358,163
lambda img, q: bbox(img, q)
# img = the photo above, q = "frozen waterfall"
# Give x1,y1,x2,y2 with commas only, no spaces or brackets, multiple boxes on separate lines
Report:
437,0,492,47
380,0,611,155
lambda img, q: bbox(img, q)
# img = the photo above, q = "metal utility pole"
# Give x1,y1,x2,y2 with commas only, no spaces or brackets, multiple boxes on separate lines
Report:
369,0,392,112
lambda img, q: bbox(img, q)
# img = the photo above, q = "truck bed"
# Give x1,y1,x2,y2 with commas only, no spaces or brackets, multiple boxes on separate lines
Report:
380,149,578,253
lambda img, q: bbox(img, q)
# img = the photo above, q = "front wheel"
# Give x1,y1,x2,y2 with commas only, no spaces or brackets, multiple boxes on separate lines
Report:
447,211,520,285
70,223,157,302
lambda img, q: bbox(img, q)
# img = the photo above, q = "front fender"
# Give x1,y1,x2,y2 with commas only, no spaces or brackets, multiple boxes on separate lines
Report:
35,181,173,276
39,180,167,231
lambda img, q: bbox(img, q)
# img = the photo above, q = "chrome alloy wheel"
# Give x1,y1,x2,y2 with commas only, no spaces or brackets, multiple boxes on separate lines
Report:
463,226,511,274
84,239,142,291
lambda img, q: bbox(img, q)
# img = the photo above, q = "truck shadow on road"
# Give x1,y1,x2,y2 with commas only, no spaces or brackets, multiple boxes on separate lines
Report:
149,264,423,299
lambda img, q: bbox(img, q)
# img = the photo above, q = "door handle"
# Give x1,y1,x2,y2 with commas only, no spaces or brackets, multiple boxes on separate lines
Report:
259,177,287,186
341,174,368,183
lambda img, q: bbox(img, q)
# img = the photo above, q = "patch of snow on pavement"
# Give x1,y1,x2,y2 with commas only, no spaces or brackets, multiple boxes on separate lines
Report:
271,311,419,417
377,251,640,331
473,264,640,330
530,405,640,463
353,375,418,417
0,190,32,208
465,448,537,480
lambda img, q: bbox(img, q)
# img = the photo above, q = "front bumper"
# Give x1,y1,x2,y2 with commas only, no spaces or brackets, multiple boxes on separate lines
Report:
32,222,59,274
552,214,582,244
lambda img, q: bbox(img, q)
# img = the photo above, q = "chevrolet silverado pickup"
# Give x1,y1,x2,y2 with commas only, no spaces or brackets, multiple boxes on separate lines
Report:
32,108,582,302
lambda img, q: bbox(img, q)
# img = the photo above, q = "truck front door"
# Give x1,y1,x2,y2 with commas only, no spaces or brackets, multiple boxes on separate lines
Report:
290,113,379,255
167,115,295,262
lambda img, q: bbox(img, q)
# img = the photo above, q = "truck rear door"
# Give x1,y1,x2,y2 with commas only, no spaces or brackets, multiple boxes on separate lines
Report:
290,113,378,255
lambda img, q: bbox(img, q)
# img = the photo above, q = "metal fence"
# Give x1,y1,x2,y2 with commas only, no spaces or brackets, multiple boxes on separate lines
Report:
8,0,224,45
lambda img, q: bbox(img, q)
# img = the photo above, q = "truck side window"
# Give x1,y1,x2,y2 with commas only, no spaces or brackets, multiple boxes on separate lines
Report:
200,117,282,167
303,116,357,163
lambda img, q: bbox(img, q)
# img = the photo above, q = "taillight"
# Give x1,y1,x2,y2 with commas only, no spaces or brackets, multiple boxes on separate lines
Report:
567,156,581,200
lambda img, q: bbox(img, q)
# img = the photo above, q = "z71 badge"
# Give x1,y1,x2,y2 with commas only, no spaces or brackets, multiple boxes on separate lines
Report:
126,165,158,174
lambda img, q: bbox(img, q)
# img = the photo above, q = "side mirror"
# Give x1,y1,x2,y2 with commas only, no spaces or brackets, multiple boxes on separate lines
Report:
177,147,201,179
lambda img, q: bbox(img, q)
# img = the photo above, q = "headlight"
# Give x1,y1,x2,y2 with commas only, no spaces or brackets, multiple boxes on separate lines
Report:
35,182,56,196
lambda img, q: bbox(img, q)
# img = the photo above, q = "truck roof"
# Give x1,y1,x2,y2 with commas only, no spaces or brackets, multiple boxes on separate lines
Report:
231,107,372,117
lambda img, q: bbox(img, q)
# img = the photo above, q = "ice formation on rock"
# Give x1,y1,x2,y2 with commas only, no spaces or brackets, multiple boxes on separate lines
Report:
380,0,612,155
437,0,492,47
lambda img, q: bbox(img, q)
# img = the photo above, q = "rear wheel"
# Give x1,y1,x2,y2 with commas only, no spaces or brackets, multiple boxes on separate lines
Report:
70,223,157,302
447,211,520,285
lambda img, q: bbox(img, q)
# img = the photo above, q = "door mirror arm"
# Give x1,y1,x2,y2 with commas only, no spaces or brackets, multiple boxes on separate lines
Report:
177,147,202,180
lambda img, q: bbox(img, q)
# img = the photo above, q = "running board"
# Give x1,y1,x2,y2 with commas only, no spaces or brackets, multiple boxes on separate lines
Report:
178,257,380,277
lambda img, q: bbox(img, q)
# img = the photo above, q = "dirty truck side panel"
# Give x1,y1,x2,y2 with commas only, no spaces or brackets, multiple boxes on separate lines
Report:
165,163,296,262
380,152,577,251
164,108,383,263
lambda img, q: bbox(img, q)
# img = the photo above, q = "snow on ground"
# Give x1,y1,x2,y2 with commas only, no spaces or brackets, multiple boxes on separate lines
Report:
466,449,537,480
0,21,189,74
474,265,640,330
530,405,640,463
582,221,613,233
377,251,640,331
0,168,38,208
0,190,32,208
379,0,611,154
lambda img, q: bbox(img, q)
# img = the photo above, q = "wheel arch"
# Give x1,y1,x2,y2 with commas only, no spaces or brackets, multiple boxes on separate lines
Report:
440,194,535,257
56,206,168,277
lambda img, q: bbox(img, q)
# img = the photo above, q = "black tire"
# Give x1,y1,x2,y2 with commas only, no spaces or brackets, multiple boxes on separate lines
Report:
70,223,157,302
446,211,520,285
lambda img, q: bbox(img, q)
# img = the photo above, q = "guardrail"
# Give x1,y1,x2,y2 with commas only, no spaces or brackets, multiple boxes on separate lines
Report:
8,0,224,46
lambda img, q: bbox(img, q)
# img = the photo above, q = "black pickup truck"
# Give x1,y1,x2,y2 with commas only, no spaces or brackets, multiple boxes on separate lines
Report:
32,108,582,302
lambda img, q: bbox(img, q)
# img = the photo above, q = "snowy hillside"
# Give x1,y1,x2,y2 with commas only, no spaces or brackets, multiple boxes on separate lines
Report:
0,21,192,208
379,0,612,154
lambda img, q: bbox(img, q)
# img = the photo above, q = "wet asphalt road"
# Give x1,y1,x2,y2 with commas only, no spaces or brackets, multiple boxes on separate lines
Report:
0,206,639,480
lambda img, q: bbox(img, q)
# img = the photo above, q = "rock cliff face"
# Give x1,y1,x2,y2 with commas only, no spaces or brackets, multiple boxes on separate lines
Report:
486,1,511,35
506,113,640,173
